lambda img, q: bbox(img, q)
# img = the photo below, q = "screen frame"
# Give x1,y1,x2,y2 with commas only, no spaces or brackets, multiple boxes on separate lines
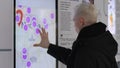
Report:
14,0,58,68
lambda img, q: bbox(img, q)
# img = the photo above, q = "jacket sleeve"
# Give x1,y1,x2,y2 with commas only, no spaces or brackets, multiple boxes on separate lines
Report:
47,44,72,65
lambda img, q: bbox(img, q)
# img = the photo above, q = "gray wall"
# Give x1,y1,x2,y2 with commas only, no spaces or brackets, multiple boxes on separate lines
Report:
0,0,13,68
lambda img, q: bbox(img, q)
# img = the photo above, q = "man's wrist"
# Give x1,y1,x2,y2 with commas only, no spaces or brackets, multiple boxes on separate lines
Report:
48,43,52,49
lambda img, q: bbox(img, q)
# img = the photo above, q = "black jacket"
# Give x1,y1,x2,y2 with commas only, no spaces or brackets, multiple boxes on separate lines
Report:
47,22,118,68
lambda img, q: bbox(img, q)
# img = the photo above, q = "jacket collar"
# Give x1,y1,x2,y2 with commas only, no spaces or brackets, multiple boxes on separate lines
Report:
77,22,107,40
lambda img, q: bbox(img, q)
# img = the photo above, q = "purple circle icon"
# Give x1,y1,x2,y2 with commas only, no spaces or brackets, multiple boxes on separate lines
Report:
36,28,40,34
44,24,48,29
43,18,47,24
18,5,22,8
16,15,20,22
22,48,27,54
32,17,36,21
32,21,36,27
26,17,30,23
50,13,54,19
23,55,27,60
27,61,31,67
27,7,31,14
24,25,28,31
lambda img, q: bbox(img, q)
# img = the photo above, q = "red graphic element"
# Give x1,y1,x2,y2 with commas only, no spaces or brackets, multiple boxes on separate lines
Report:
16,9,23,26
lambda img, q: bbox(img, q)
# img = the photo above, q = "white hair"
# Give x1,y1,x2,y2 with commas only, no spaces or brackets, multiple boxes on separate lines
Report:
74,3,98,24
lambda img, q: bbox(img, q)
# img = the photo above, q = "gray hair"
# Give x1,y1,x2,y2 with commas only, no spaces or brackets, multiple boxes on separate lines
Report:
74,3,97,23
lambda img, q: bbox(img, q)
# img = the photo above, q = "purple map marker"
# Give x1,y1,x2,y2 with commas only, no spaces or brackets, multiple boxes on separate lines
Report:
16,15,20,22
43,18,47,24
27,7,31,14
18,5,22,8
36,28,40,34
22,48,27,54
32,21,36,27
50,13,54,19
23,55,27,60
26,17,30,23
32,17,36,21
44,24,48,29
27,61,31,67
24,25,28,31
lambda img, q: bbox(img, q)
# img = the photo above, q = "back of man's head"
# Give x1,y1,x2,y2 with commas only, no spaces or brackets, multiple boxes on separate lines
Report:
75,3,98,24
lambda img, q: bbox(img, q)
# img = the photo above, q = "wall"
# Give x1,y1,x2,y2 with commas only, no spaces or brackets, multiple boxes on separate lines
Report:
58,0,120,68
0,0,14,68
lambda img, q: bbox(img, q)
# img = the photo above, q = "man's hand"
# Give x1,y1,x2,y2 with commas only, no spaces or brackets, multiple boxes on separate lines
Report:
33,28,50,48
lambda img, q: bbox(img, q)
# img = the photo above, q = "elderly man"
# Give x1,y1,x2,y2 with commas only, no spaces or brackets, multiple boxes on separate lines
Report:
34,3,118,68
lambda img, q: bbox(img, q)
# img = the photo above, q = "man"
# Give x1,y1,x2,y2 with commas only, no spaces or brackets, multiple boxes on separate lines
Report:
34,3,118,68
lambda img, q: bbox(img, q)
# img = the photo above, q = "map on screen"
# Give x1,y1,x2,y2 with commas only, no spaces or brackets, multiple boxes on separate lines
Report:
15,0,56,68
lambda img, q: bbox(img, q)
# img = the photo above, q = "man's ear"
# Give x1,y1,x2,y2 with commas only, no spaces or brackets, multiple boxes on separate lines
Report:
79,17,85,25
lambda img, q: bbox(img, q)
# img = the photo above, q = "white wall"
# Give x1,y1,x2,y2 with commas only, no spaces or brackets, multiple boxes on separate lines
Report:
0,0,13,68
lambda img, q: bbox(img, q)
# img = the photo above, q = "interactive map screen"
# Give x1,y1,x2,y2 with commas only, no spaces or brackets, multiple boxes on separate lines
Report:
15,0,56,68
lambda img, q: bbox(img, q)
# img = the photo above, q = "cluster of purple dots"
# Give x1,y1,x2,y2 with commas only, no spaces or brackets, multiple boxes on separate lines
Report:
24,7,32,31
16,7,39,34
23,7,40,35
43,13,55,29
16,6,55,34
22,48,32,68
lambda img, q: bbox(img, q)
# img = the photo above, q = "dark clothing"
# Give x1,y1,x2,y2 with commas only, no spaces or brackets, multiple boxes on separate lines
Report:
47,22,118,68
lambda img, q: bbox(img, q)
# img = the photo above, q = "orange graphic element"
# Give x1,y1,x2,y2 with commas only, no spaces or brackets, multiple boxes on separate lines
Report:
16,9,23,26
110,13,113,26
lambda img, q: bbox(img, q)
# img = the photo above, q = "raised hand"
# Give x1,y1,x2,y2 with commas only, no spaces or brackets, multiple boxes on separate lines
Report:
33,28,50,48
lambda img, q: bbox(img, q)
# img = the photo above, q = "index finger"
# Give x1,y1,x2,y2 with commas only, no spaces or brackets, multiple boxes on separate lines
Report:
38,29,43,37
42,28,46,34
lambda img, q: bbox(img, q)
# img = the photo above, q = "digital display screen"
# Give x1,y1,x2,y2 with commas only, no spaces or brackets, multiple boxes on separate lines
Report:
15,0,56,68
108,0,116,34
